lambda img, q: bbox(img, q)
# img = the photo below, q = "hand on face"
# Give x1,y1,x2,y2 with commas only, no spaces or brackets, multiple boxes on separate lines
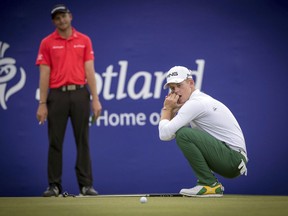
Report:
164,92,183,110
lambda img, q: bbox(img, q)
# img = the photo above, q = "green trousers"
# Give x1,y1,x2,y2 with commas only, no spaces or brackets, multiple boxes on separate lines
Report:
175,127,246,186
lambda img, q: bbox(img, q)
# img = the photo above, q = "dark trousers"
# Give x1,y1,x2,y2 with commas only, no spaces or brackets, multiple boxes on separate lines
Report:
47,86,93,191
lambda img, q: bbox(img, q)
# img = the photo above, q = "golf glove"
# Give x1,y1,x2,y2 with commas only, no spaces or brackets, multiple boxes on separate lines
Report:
238,159,247,176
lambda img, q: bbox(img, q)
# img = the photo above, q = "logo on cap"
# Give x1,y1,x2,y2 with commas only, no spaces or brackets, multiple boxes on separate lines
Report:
51,4,70,18
166,71,178,79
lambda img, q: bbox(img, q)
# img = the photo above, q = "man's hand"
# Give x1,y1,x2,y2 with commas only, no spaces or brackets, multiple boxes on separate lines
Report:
163,93,182,111
91,98,102,120
37,104,48,125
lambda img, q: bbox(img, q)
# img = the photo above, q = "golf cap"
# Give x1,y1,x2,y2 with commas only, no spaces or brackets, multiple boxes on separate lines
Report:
51,4,70,19
163,66,193,89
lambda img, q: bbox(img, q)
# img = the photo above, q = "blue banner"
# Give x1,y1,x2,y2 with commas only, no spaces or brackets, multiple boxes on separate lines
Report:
1,0,288,196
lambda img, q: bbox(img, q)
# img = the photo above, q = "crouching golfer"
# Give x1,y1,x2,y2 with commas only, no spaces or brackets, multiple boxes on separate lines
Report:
158,66,248,197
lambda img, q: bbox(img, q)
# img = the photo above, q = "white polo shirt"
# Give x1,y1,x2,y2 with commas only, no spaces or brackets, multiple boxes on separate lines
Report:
158,89,247,154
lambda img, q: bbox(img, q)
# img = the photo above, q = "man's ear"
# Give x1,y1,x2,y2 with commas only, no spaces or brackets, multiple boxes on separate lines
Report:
189,78,195,87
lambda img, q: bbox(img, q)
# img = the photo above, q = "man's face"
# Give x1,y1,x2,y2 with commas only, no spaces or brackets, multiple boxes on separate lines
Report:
52,12,72,30
168,79,194,105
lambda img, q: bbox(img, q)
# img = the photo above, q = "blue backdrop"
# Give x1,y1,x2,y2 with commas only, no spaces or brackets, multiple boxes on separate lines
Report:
1,0,288,196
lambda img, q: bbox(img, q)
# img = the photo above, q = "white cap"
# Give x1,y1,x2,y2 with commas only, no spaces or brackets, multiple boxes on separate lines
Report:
163,66,192,89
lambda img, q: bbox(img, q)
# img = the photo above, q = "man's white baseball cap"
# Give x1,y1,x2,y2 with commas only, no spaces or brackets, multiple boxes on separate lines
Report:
163,66,192,89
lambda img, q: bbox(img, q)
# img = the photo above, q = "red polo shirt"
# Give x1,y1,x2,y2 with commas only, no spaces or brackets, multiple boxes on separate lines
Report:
36,28,94,88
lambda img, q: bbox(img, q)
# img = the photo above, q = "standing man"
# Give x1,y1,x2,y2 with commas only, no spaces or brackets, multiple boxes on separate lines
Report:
36,4,102,197
158,66,248,197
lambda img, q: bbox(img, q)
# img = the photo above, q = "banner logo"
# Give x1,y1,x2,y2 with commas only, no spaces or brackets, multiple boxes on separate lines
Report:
94,60,205,127
95,60,205,100
0,41,26,110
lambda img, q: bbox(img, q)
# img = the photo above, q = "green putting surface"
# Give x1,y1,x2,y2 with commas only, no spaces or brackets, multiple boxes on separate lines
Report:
0,195,287,216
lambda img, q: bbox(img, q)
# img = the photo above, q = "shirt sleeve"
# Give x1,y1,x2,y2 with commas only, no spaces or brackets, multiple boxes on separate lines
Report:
35,39,50,66
84,37,95,62
158,99,205,141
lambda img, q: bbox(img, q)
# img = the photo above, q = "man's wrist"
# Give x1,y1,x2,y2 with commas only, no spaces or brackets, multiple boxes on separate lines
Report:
91,95,99,101
39,101,46,105
162,107,172,111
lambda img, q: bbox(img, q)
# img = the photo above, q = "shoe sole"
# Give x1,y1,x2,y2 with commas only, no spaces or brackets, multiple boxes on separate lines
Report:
179,192,223,197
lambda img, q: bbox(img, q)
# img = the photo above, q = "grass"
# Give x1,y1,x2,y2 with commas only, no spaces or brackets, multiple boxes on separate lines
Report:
0,195,287,216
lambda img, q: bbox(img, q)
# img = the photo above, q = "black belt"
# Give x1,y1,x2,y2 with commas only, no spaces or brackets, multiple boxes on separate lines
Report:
55,84,85,92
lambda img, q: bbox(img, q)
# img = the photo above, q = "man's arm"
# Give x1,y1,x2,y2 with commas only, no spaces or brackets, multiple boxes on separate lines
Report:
36,65,50,125
158,93,182,140
85,60,102,119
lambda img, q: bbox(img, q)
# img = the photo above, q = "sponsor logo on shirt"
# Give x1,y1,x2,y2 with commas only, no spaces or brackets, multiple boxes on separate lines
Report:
37,54,43,61
74,44,85,48
52,46,64,49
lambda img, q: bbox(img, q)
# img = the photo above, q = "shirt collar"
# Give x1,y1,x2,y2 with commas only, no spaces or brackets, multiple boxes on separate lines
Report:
52,28,78,40
189,89,200,99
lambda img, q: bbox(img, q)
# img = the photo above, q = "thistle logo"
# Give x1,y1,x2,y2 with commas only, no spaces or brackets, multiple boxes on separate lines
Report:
0,41,26,110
